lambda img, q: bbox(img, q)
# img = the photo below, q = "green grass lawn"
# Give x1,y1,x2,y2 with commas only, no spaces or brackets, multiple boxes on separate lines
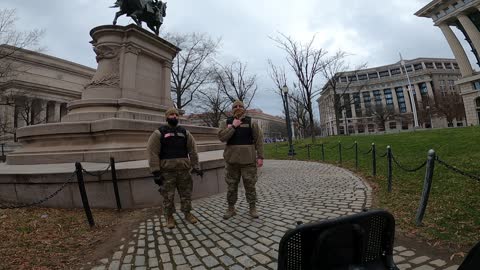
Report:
265,126,480,250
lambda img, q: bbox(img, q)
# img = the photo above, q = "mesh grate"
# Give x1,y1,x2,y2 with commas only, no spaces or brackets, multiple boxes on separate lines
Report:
364,216,386,262
286,231,303,269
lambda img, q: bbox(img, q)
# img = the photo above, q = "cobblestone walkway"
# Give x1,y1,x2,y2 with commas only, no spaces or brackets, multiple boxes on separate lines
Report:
88,160,459,270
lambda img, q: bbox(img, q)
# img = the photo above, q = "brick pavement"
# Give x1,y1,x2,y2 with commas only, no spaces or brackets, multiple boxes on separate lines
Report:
87,160,459,270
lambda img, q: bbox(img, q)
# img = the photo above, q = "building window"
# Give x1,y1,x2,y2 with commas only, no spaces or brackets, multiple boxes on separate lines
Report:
414,64,423,71
425,62,434,69
373,90,382,106
439,80,446,96
390,68,401,75
444,62,452,69
353,93,362,117
395,87,407,113
419,82,428,96
368,72,378,79
434,62,444,69
448,80,455,91
379,71,389,77
348,75,358,82
357,125,364,133
453,63,459,69
473,81,480,90
389,122,397,130
367,124,375,132
340,76,347,83
384,89,394,109
358,74,367,80
363,92,372,116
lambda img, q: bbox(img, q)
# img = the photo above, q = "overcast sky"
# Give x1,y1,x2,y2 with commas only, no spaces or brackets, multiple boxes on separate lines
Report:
3,0,476,117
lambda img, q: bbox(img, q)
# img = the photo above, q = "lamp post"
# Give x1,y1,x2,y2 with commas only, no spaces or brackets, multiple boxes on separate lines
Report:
399,53,419,128
282,84,295,156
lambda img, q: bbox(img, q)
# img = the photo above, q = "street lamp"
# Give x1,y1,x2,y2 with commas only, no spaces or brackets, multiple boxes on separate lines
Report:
399,53,419,128
282,84,295,156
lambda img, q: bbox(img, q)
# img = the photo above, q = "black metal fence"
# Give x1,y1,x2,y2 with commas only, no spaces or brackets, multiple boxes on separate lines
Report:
0,157,123,227
273,141,480,226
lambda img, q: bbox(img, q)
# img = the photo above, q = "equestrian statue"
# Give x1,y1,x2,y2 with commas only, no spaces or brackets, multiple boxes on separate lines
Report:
111,0,167,35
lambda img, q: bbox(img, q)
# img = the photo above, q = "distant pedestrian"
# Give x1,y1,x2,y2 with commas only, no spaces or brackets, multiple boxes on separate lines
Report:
218,100,264,219
147,107,203,229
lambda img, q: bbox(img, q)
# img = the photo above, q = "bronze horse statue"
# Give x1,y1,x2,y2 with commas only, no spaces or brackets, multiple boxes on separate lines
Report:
111,0,166,35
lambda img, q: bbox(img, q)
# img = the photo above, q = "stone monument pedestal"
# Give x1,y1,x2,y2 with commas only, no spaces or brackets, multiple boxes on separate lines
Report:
0,25,226,208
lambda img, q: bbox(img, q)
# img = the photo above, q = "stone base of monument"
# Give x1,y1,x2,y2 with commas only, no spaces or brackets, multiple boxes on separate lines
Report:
0,151,226,208
0,24,227,209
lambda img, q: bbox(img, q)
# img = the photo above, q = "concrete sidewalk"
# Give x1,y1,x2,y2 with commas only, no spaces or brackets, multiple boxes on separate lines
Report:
87,160,459,270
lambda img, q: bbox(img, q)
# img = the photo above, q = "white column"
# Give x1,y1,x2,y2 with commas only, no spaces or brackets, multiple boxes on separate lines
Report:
438,23,473,77
457,13,480,61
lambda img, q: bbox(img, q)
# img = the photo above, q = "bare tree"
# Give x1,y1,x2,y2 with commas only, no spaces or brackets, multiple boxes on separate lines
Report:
320,51,367,135
195,86,230,127
271,33,327,141
371,104,397,131
214,61,257,108
0,8,44,142
288,90,309,138
167,32,221,110
0,8,44,81
431,92,465,126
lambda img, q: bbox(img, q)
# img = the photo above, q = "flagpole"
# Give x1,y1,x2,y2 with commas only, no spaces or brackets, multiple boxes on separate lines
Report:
399,53,419,128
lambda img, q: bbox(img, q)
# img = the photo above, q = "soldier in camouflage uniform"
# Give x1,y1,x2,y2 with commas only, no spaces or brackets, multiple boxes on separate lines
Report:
147,108,202,229
218,100,264,219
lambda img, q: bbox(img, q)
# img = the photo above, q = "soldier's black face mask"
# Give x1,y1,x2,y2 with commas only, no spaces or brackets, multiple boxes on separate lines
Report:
167,118,178,126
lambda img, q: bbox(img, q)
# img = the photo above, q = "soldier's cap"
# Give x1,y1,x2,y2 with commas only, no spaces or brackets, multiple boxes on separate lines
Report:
165,107,179,117
232,100,244,109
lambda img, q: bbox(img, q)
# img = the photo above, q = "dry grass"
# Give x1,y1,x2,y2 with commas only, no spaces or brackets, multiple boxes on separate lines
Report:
0,207,146,270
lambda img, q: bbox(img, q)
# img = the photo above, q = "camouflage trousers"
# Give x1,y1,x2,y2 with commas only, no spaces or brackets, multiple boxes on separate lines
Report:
225,163,258,206
160,170,193,216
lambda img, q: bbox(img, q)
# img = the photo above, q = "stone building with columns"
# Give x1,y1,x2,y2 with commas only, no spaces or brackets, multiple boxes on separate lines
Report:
318,58,463,136
416,0,480,126
0,45,95,152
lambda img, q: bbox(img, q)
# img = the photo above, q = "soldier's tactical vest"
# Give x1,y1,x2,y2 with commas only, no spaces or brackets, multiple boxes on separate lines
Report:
226,116,254,145
158,125,188,159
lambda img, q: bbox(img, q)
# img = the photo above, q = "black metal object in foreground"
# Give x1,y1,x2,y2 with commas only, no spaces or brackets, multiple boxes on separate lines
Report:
278,209,398,270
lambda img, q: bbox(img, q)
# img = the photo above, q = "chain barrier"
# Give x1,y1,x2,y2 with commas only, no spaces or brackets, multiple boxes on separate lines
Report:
343,143,355,150
392,154,427,172
328,143,338,149
0,172,77,209
378,152,388,158
362,147,372,155
82,164,111,177
436,156,480,182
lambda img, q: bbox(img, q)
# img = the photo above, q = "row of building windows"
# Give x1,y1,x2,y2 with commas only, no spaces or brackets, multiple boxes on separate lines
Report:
338,62,459,83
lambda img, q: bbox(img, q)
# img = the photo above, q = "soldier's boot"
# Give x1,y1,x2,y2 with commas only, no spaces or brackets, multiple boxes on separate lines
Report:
166,215,176,229
249,204,259,218
223,205,236,220
184,212,198,224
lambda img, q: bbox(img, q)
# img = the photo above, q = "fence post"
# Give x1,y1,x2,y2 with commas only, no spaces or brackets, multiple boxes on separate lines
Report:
307,144,311,159
387,146,392,193
321,143,325,161
110,157,122,210
354,141,358,170
338,142,342,164
372,143,376,177
415,149,436,226
75,162,95,227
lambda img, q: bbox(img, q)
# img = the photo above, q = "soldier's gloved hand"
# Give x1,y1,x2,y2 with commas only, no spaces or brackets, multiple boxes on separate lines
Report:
191,167,204,177
153,171,164,186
